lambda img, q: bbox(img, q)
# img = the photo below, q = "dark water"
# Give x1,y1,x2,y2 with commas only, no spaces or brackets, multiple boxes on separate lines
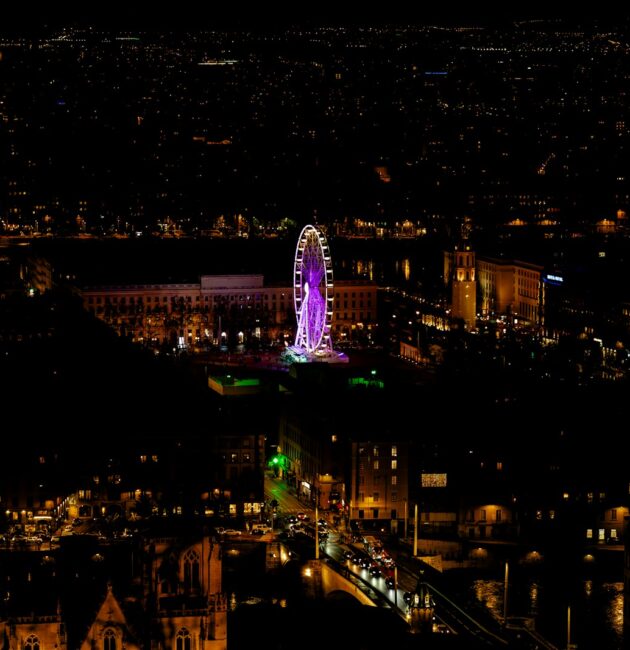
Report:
461,563,624,650
31,235,443,288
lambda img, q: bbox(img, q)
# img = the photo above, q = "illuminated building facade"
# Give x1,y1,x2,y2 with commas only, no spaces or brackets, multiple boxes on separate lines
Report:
450,243,477,330
459,503,515,540
444,252,543,326
349,441,408,533
81,275,377,349
477,257,542,324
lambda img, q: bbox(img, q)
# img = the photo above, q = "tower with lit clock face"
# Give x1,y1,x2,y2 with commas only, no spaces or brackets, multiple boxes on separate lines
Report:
450,222,476,330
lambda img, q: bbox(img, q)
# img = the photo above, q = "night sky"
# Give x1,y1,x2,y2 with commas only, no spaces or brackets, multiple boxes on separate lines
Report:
3,4,629,32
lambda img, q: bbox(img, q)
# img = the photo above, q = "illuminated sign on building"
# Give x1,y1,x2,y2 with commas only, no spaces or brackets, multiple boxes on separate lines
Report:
421,473,447,488
546,274,564,284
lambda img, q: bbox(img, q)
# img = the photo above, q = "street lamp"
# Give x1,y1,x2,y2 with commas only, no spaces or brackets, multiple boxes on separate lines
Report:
315,501,319,560
404,499,408,539
413,504,418,557
503,561,509,625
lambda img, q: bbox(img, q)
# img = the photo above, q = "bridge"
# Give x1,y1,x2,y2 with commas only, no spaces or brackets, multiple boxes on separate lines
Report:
302,559,394,608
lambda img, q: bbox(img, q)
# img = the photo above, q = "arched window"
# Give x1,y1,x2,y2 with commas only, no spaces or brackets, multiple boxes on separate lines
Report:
183,549,200,591
24,635,40,650
103,629,116,650
176,628,191,650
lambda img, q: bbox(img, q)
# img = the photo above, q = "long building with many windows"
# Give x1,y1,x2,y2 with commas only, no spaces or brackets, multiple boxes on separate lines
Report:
81,275,378,349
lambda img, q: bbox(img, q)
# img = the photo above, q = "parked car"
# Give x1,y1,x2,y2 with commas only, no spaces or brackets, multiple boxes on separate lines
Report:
251,523,272,535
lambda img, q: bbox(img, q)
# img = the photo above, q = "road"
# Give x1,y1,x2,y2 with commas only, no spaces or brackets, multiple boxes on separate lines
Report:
266,475,540,648
264,475,316,518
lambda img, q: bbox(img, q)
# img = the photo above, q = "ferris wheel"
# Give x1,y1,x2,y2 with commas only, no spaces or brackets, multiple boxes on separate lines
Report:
293,225,334,354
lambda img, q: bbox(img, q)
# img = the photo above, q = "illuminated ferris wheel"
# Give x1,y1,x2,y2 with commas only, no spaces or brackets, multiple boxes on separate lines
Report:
293,225,334,355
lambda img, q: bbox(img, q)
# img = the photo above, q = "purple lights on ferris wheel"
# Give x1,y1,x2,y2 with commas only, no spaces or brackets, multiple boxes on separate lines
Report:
293,225,334,355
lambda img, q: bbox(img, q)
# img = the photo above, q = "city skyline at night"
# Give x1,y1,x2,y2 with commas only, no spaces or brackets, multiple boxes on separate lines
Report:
2,12,630,650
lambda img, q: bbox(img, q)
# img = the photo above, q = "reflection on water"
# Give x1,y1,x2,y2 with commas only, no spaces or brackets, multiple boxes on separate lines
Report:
529,581,539,615
604,583,624,640
473,579,503,619
472,576,624,649
402,258,411,282
354,259,374,281
584,579,593,598
392,257,412,282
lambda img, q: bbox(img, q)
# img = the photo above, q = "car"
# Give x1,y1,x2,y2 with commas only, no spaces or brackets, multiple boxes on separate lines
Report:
343,549,354,560
385,576,396,590
251,524,272,535
369,566,382,578
297,512,306,520
359,557,372,569
286,515,298,525
403,592,414,606
223,529,242,536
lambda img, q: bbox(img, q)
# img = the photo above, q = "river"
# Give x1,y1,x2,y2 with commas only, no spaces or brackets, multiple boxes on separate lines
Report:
445,559,625,650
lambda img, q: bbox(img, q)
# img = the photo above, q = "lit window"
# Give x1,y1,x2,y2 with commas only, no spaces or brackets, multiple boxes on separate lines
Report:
496,461,503,471
373,446,379,457
598,529,605,541
536,510,542,520
229,504,237,515
391,445,397,457
610,529,618,540
152,455,158,463
331,434,338,443
549,510,555,520
373,460,379,470
25,635,40,650
176,629,191,650
391,459,397,470
39,456,46,464
140,455,147,463
391,476,397,486
103,630,116,650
